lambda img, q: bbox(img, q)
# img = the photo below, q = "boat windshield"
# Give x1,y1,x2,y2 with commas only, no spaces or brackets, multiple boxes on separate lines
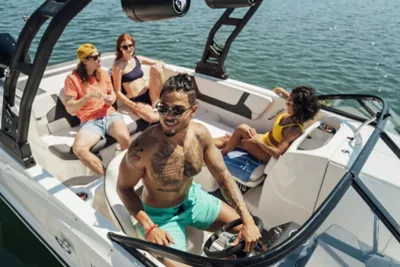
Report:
318,94,400,137
275,186,400,267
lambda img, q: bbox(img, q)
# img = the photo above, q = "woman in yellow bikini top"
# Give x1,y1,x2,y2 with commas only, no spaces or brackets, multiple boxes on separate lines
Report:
215,86,320,163
262,112,304,148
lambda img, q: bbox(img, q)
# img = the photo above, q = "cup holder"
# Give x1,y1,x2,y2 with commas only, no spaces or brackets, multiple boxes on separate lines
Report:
76,192,88,201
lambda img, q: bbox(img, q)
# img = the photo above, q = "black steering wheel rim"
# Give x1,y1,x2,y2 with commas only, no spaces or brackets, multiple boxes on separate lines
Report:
203,216,263,258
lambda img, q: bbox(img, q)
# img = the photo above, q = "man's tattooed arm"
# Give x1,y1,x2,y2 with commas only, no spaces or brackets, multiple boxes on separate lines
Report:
127,141,144,164
200,125,253,224
117,135,156,232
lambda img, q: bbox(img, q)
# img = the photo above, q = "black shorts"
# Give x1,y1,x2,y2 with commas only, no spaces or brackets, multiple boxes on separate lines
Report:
130,89,152,105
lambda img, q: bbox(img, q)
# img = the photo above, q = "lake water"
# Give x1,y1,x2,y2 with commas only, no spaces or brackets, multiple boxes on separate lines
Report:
0,197,62,266
1,0,399,112
0,0,399,265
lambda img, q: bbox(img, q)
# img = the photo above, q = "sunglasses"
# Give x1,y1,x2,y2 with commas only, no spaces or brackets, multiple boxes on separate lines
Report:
286,100,294,106
121,44,134,51
86,53,101,61
155,103,193,117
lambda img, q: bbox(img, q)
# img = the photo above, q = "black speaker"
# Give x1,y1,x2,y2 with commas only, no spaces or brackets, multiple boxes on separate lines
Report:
122,0,191,22
205,0,256,8
0,33,32,78
0,33,16,78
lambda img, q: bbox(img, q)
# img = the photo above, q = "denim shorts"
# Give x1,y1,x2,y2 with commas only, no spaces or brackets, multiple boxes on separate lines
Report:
80,112,123,138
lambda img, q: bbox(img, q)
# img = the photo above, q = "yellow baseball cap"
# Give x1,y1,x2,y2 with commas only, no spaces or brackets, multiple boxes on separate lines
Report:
77,43,97,62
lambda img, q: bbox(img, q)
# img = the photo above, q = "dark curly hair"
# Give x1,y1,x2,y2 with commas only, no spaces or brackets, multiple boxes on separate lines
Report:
160,73,196,105
291,86,320,122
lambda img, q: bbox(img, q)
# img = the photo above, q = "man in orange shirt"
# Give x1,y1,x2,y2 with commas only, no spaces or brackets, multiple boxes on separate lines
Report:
64,43,131,175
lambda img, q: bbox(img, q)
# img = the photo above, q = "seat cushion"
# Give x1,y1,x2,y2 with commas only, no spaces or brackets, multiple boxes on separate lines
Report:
105,150,143,238
193,117,232,138
43,108,149,160
223,150,266,183
193,117,266,188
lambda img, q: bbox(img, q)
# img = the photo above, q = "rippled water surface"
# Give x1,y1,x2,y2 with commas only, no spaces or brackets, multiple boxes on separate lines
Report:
0,0,400,265
1,0,399,113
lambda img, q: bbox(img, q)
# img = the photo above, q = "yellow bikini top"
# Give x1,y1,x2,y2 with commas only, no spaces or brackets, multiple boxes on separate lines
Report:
262,112,304,147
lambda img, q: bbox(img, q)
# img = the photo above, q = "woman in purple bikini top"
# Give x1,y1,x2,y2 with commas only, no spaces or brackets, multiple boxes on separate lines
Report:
120,56,144,88
112,33,166,123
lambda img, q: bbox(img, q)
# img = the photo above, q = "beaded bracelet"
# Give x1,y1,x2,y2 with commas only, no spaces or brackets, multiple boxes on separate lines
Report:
145,224,158,239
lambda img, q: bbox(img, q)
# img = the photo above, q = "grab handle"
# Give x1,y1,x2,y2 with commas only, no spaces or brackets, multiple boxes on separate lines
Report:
55,235,72,254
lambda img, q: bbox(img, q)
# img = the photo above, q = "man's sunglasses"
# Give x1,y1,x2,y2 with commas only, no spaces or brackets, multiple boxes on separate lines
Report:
86,53,101,61
155,103,194,117
121,44,134,51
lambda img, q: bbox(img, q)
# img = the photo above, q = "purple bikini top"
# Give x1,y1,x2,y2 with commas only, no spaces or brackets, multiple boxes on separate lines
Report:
121,56,144,94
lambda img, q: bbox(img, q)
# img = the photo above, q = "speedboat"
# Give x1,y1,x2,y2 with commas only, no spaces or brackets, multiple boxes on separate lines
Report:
1,0,400,266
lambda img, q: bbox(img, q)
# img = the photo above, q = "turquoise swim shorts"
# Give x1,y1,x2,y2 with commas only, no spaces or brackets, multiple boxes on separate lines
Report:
140,182,222,251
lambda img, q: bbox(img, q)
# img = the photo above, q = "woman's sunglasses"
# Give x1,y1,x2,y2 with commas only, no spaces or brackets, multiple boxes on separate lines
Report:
286,100,294,106
121,44,134,51
155,103,193,117
85,53,101,61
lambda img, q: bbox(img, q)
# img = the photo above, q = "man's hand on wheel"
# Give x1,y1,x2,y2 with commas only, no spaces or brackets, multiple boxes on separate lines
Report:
230,220,261,252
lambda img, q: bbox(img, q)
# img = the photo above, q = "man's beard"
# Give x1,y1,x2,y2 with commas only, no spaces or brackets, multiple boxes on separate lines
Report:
164,131,177,137
163,119,190,137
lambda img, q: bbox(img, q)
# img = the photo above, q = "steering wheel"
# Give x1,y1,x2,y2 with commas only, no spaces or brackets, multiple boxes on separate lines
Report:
203,216,263,258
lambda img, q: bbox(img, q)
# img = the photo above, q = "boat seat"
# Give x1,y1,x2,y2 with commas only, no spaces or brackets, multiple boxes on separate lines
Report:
192,115,269,192
38,92,148,161
105,151,207,255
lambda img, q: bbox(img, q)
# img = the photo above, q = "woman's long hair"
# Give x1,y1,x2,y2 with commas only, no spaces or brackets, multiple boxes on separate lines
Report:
115,33,136,62
76,61,100,84
291,86,320,122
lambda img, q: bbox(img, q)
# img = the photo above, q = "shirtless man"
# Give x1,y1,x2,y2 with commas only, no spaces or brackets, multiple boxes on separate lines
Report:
117,73,261,260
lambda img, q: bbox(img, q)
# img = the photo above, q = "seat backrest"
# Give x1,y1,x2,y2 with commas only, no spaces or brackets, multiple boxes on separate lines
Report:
104,151,142,238
46,90,80,127
262,120,324,180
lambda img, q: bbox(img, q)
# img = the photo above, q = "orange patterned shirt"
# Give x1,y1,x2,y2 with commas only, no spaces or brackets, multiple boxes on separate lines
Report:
64,69,115,123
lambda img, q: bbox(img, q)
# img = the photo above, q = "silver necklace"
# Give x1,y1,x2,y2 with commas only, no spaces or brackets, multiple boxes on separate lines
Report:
164,135,186,156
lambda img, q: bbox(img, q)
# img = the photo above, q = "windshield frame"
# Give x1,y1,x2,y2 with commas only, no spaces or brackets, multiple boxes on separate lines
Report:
109,94,400,267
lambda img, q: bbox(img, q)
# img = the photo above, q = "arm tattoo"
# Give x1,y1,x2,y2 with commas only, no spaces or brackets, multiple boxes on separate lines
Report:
127,142,143,164
213,156,227,172
220,178,247,214
196,123,248,216
183,134,203,177
201,126,249,218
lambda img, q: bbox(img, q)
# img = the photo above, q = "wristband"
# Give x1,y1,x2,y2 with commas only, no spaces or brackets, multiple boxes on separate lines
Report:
145,224,158,239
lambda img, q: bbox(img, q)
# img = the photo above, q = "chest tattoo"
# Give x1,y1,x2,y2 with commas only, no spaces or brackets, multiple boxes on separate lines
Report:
183,137,203,177
150,136,204,186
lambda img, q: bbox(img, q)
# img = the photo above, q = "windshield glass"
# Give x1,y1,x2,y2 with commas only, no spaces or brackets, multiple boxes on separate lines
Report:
385,111,400,137
319,96,400,137
319,98,376,119
358,133,400,225
277,186,400,266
